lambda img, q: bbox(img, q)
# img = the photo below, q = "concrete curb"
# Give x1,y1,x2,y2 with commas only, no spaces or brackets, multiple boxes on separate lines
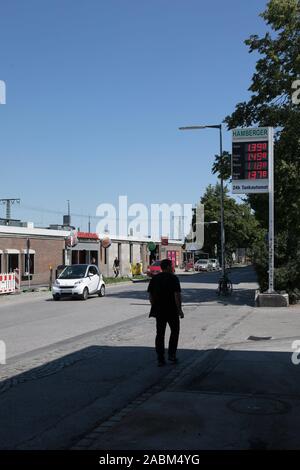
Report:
256,291,289,307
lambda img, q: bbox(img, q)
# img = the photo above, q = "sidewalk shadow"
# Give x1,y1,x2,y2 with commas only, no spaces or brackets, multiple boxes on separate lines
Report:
1,344,300,450
96,348,300,450
178,265,258,286
181,286,256,307
0,344,193,450
107,286,256,307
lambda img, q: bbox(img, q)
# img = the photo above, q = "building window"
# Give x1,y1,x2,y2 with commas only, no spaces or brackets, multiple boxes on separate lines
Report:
129,243,133,263
23,254,35,275
8,254,19,272
90,251,98,265
104,248,107,265
72,250,79,265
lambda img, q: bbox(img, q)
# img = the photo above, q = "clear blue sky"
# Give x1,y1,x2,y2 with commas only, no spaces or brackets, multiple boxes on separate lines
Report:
0,0,268,231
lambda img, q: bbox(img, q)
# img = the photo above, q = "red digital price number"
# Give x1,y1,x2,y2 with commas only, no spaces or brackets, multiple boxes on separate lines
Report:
247,143,267,152
232,140,269,181
247,170,268,179
245,142,268,179
247,161,268,170
247,152,268,161
246,143,268,161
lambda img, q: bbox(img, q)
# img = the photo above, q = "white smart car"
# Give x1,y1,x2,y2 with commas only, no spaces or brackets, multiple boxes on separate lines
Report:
52,264,105,301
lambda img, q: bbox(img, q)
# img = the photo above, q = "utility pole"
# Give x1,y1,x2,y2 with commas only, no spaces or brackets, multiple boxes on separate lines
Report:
0,198,20,223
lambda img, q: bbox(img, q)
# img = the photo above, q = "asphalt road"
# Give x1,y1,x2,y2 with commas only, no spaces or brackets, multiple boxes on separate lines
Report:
0,266,259,449
0,267,257,361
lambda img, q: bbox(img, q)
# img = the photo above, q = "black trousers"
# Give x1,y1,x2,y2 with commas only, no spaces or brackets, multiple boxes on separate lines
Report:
155,315,180,360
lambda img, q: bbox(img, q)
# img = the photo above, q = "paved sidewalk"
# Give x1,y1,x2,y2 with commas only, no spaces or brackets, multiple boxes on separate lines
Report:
73,304,300,450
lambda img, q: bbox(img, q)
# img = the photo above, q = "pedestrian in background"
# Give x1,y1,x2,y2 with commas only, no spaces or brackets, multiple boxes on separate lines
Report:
113,257,120,277
148,258,184,366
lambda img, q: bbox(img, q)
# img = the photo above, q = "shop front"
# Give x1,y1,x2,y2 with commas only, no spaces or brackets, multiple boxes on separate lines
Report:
70,232,100,266
159,240,183,268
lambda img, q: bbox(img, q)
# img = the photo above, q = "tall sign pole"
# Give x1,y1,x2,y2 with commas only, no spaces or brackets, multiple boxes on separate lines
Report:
219,125,225,278
268,127,274,293
232,127,274,293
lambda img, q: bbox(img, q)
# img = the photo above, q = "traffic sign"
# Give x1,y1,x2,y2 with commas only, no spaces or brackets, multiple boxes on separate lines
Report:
232,127,275,293
232,127,273,194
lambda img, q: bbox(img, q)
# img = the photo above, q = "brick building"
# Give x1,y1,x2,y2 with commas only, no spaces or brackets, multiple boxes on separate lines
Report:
0,223,183,286
0,224,68,286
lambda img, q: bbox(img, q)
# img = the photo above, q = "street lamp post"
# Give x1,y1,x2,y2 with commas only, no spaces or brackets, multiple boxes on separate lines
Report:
179,124,226,278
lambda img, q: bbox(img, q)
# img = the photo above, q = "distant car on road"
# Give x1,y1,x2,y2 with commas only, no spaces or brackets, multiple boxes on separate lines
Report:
52,264,105,301
147,260,175,277
147,261,162,277
194,259,212,272
208,258,221,271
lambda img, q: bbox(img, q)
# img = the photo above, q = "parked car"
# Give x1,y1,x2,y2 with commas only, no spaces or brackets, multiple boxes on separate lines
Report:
147,261,162,277
208,258,221,271
52,264,105,301
194,259,212,272
147,260,175,277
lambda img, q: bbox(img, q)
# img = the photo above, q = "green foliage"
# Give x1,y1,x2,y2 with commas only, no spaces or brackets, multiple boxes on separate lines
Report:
223,0,300,299
212,151,232,181
200,184,262,260
103,276,131,284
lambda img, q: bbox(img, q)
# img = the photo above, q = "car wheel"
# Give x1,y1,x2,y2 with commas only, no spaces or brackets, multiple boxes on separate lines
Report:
81,287,89,300
53,294,60,301
98,285,105,297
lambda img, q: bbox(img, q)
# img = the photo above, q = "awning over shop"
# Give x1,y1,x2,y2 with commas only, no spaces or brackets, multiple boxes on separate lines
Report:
185,243,202,252
71,242,99,251
5,249,20,254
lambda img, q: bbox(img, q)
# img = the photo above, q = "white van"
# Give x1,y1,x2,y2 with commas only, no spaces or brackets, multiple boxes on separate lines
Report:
208,259,221,271
52,264,105,301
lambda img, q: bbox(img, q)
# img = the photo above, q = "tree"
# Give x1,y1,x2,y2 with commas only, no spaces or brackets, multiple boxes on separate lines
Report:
200,184,261,262
212,151,231,181
218,0,300,300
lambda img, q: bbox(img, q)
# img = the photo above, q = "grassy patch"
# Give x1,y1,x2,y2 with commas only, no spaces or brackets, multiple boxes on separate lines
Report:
131,275,148,281
103,276,131,284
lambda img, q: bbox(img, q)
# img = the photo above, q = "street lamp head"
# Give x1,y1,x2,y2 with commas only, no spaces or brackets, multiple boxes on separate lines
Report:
178,124,221,131
179,126,207,130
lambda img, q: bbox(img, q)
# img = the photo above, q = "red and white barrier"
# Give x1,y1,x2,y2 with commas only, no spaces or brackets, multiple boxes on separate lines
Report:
0,273,16,294
14,268,21,291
